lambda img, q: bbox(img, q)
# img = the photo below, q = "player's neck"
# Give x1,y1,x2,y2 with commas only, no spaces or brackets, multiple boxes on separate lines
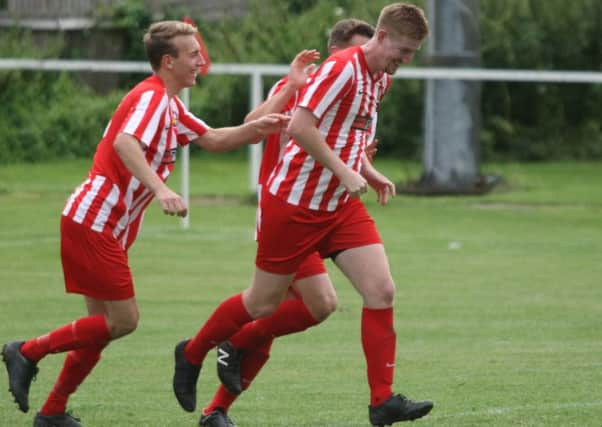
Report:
361,42,383,78
155,71,183,98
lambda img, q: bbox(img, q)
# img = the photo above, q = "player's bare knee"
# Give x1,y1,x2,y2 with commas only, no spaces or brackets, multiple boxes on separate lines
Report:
107,315,139,339
247,301,279,319
309,294,337,322
377,283,396,307
364,279,396,308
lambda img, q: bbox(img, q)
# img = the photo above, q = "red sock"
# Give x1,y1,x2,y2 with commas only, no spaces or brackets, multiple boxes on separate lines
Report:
21,315,111,363
204,340,273,414
230,297,317,351
185,294,252,366
362,307,396,407
39,344,106,416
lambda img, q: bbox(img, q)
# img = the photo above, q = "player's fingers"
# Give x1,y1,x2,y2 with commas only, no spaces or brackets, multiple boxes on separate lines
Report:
160,200,171,215
388,182,396,198
380,189,389,206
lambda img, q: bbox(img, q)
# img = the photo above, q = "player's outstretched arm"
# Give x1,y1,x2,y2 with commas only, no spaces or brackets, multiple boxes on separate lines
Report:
114,133,187,217
244,49,320,123
288,108,367,198
195,113,290,152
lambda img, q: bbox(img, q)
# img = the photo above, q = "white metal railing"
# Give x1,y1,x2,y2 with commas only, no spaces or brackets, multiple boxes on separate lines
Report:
2,58,602,227
2,59,602,83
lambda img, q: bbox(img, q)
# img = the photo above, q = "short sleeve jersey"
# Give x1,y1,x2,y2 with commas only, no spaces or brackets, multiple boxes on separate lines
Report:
267,46,391,212
62,75,208,250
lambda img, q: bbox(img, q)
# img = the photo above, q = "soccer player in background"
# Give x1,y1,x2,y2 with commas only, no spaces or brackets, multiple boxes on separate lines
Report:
192,19,380,427
173,3,434,426
1,20,287,427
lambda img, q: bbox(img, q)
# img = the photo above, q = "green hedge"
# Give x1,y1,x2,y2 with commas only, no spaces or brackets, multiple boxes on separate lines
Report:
0,69,122,163
0,0,601,164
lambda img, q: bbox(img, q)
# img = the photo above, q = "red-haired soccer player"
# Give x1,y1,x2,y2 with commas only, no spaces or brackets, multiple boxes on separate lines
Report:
1,20,287,427
194,18,384,427
174,3,435,426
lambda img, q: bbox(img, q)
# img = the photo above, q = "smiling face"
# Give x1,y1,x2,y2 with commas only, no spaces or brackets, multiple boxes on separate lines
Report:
165,34,205,88
378,29,422,75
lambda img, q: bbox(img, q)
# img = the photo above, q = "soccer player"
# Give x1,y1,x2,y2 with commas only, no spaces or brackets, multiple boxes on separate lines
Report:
195,19,379,427
1,20,287,427
173,3,434,425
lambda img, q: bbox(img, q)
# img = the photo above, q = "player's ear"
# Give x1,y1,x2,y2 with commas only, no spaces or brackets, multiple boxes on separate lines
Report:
162,54,174,70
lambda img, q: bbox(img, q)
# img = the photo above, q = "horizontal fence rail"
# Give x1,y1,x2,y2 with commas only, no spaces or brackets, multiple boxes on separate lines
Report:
1,59,602,83
2,58,601,227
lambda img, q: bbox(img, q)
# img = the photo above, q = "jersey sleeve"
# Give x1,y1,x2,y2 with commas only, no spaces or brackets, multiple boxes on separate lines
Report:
119,89,169,148
173,96,210,146
297,59,354,120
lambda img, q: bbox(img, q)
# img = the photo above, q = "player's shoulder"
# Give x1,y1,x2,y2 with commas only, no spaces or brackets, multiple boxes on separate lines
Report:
321,46,362,74
330,46,362,63
127,75,167,99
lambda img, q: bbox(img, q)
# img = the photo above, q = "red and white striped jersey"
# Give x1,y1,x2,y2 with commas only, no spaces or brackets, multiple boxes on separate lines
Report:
267,46,391,211
62,75,208,250
257,76,300,187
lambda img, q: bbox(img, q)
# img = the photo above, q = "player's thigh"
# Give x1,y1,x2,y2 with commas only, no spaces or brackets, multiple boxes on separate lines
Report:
85,296,107,316
242,267,294,318
334,243,395,308
292,273,337,321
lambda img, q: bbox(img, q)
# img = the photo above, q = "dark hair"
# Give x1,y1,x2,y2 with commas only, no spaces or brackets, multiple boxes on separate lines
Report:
328,18,375,49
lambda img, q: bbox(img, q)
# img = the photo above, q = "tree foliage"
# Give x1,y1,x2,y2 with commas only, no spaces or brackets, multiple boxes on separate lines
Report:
0,0,600,163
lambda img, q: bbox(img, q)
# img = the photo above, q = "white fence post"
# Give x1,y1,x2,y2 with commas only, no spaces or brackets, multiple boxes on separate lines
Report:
180,87,191,229
249,71,264,194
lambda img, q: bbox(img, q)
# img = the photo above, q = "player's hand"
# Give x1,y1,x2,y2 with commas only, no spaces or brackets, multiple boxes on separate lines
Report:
341,169,368,199
252,113,290,137
288,49,320,89
365,138,379,163
155,187,188,217
366,171,396,206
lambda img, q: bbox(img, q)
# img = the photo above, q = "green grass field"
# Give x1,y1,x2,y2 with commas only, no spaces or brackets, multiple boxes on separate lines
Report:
1,156,601,426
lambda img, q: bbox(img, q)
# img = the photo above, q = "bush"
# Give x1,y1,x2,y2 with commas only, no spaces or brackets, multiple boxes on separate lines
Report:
1,0,601,163
0,70,121,163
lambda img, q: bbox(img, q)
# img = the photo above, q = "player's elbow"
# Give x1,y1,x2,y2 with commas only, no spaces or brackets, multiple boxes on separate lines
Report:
243,111,256,124
195,131,222,152
113,134,128,155
286,119,302,140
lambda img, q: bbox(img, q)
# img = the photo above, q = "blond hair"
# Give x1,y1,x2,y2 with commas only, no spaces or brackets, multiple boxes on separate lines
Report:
143,21,197,71
377,3,430,41
328,18,375,49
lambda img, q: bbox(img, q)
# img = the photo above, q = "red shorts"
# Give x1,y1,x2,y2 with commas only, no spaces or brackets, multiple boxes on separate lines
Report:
256,190,382,274
294,251,327,281
61,216,134,300
256,185,326,280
